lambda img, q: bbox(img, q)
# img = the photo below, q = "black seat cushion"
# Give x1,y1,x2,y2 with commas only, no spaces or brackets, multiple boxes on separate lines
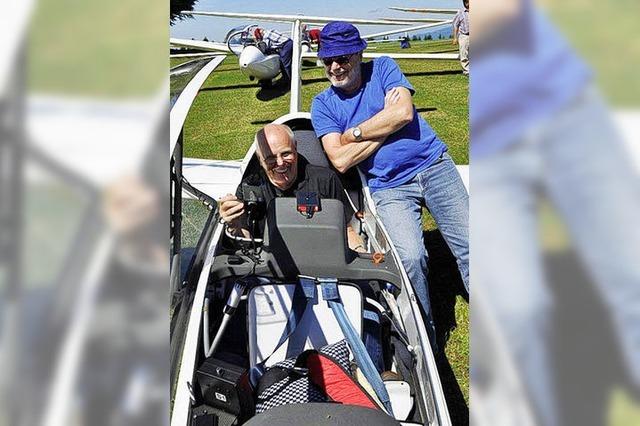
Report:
294,129,329,168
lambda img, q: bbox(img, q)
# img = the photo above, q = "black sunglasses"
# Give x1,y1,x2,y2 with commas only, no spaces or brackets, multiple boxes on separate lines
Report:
322,54,353,66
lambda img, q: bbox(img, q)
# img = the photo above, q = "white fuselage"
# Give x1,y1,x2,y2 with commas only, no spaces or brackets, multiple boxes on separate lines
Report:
238,45,281,81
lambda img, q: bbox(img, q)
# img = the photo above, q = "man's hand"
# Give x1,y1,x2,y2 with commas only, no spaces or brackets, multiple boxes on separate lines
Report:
103,175,159,236
219,194,245,226
347,224,366,252
453,37,458,45
103,176,166,268
219,194,254,238
340,129,355,146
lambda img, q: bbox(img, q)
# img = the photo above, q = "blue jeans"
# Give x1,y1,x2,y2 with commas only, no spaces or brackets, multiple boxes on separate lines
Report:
473,87,640,426
372,153,469,344
277,39,293,82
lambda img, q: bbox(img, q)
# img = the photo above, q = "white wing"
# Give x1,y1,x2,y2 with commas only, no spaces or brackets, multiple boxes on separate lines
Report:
183,10,423,26
379,17,451,23
170,38,231,53
388,7,459,14
362,20,452,40
367,38,405,43
170,52,223,59
301,51,458,60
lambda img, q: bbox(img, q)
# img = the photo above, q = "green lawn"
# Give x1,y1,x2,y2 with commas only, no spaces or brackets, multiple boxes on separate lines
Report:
28,0,166,97
609,388,640,426
543,0,640,107
181,198,212,248
175,38,470,418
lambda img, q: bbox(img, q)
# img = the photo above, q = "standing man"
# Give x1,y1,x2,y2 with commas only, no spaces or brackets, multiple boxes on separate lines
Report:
253,27,293,86
472,2,640,425
453,0,470,76
311,22,469,346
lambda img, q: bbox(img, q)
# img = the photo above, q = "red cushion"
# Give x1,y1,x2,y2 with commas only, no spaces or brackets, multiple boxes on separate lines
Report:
306,353,379,410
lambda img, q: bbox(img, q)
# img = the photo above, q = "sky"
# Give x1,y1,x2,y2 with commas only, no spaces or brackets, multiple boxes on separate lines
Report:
170,0,462,41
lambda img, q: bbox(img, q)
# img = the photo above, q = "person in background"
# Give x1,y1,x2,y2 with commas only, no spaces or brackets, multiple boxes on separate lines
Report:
308,27,321,47
452,0,470,76
253,27,293,86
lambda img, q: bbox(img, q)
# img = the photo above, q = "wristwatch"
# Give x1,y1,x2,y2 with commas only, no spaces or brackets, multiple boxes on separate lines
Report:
352,126,363,142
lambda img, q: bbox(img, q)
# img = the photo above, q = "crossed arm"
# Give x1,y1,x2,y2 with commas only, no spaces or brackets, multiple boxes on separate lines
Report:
320,86,414,173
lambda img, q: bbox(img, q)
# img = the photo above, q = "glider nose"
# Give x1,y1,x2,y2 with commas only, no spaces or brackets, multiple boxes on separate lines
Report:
239,45,264,68
238,45,280,80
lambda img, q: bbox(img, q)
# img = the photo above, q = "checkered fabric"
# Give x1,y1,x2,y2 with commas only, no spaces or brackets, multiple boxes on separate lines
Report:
262,29,290,50
255,340,351,413
318,338,350,369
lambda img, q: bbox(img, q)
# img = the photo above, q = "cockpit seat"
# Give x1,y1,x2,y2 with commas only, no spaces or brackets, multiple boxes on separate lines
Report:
247,280,363,367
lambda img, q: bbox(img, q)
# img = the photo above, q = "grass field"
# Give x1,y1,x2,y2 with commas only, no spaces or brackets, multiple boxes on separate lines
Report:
173,38,470,420
542,0,640,107
28,0,166,97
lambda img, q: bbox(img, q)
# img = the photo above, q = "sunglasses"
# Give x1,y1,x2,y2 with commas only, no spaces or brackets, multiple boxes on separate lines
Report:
322,54,353,66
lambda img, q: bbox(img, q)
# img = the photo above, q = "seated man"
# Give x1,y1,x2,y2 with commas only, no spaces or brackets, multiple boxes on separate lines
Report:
220,124,365,252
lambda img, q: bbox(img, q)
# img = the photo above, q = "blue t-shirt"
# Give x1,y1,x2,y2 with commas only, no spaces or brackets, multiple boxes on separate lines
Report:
311,56,447,192
471,3,591,157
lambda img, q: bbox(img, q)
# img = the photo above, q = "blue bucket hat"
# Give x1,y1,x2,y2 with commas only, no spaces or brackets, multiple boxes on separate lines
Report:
318,21,368,59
